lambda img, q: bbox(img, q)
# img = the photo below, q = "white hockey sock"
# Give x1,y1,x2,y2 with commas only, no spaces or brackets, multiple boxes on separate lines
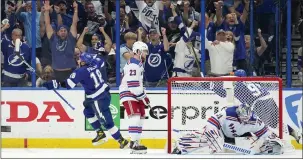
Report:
137,118,144,142
128,115,141,142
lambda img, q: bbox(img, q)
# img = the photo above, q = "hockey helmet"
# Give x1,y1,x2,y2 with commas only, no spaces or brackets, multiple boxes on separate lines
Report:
236,104,252,123
132,41,149,61
79,52,95,66
234,69,247,77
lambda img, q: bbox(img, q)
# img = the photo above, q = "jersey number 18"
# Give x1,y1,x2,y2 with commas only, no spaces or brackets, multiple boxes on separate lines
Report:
90,69,104,88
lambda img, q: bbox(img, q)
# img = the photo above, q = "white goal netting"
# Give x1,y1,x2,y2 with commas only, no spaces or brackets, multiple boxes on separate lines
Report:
167,77,285,153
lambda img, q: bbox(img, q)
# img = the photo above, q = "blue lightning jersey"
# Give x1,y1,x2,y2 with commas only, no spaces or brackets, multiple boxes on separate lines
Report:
212,81,271,106
211,81,279,129
144,42,172,82
1,39,31,78
65,57,109,101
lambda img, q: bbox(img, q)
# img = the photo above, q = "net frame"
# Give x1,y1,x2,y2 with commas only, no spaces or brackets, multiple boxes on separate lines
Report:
167,77,283,154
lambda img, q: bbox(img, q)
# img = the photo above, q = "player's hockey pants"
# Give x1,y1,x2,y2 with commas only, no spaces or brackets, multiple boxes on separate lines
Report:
83,92,115,131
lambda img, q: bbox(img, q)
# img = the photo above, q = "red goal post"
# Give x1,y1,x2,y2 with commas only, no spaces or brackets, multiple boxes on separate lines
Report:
167,77,283,153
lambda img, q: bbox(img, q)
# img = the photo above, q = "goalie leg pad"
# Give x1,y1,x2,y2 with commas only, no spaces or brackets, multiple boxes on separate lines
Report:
172,131,209,155
202,125,225,154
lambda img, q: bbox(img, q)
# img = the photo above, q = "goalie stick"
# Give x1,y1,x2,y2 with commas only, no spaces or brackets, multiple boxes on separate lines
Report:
173,129,256,155
14,38,75,110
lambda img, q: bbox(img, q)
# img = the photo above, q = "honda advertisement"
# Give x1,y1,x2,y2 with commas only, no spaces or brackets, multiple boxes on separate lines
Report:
1,89,302,138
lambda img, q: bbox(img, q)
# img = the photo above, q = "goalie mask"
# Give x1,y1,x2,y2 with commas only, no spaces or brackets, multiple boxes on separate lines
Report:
236,104,252,123
132,41,149,62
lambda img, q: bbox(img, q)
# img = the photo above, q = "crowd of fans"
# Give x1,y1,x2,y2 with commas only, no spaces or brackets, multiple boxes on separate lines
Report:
0,0,302,87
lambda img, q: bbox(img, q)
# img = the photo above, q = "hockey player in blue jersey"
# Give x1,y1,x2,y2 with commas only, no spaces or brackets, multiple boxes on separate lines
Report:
172,104,284,155
210,69,279,129
43,52,128,149
217,69,302,144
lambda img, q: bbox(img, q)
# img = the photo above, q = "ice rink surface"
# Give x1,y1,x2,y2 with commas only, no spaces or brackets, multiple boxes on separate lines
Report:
1,149,302,160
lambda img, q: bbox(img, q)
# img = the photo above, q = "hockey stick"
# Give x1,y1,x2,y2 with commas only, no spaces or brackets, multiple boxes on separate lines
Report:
142,66,160,119
173,129,255,155
156,59,173,87
223,143,255,155
181,141,255,155
14,39,75,110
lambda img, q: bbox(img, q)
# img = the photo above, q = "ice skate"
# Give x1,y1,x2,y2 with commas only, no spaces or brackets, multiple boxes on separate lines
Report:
129,141,147,154
92,130,108,146
172,147,182,154
118,137,129,149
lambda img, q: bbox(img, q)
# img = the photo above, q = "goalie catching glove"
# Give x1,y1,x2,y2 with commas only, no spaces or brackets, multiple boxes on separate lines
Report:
258,137,284,155
203,126,224,154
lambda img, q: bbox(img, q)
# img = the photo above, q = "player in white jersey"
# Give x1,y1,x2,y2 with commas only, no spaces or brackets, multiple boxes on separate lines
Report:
172,104,284,155
135,0,161,34
119,41,150,154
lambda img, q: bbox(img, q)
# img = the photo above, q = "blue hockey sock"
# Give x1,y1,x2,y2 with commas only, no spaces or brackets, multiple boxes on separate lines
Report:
108,126,122,140
87,116,102,131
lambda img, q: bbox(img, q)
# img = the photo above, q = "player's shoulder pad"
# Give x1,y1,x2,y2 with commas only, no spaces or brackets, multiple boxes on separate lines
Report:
72,67,86,76
225,106,238,118
94,56,105,66
214,109,226,120
128,58,143,67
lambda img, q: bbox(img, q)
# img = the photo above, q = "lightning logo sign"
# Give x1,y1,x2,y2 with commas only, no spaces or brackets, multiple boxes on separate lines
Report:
8,53,24,66
285,93,303,130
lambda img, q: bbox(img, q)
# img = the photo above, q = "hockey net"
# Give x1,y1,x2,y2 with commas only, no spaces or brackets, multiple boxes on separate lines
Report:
167,77,284,153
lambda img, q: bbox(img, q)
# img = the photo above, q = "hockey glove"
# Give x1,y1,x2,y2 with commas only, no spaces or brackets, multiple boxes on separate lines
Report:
136,92,150,106
43,80,60,90
141,96,150,108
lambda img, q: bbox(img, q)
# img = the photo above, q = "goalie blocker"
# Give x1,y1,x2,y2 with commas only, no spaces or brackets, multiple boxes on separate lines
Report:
172,104,284,155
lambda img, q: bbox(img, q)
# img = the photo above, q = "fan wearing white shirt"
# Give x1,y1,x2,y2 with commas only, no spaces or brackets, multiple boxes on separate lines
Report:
205,16,235,76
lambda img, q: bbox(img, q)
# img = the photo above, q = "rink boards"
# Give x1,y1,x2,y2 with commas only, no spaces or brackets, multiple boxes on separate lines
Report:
0,88,302,149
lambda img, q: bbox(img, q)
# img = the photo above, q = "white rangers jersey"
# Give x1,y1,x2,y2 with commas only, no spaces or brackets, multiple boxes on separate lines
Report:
135,0,161,34
207,106,270,139
119,57,146,103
